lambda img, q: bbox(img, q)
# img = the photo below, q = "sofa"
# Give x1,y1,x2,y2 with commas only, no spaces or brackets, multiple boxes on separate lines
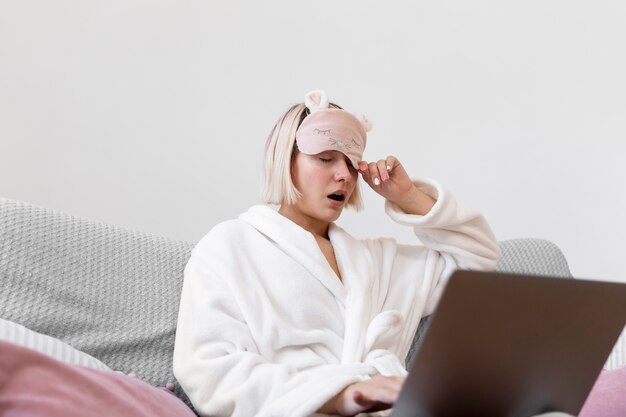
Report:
0,197,623,416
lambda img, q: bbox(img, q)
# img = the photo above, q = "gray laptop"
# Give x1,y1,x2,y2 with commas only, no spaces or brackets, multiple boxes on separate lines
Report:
391,270,626,417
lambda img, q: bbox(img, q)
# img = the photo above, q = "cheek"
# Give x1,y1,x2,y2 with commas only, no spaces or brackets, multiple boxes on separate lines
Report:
309,171,332,188
292,160,327,194
349,170,358,187
291,157,313,187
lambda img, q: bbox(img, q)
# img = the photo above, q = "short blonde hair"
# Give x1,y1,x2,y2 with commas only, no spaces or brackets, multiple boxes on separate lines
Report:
262,103,363,210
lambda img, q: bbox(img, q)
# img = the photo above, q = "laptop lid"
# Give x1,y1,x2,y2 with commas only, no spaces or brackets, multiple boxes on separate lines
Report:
391,270,626,417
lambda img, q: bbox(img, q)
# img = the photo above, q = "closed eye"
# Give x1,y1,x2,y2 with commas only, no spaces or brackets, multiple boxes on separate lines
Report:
319,157,332,163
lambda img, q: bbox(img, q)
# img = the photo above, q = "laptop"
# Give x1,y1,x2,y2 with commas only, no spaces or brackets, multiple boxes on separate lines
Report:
391,270,626,417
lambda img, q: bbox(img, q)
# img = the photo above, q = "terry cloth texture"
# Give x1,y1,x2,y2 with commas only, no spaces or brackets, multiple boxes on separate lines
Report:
0,197,194,406
173,179,502,417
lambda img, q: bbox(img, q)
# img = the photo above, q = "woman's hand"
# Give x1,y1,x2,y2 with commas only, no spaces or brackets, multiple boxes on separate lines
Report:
358,156,436,215
317,375,404,416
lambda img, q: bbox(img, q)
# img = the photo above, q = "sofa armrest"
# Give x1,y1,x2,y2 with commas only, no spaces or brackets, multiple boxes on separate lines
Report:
496,238,572,278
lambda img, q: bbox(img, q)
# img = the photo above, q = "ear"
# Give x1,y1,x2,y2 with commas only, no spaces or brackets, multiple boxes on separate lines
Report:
354,113,373,132
304,89,329,112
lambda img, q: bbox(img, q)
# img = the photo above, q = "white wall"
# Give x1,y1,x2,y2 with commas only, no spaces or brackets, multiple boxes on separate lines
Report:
1,0,625,282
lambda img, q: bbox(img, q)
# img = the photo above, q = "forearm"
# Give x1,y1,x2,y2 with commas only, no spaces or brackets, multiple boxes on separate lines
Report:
391,184,436,216
385,179,501,270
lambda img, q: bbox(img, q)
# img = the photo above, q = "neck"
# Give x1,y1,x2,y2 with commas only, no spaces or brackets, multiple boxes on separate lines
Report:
278,204,330,239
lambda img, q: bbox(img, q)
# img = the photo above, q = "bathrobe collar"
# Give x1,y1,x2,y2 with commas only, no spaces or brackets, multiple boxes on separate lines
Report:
238,205,373,306
239,205,405,374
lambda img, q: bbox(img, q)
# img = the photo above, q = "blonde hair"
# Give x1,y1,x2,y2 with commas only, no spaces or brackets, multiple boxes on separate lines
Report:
262,103,363,210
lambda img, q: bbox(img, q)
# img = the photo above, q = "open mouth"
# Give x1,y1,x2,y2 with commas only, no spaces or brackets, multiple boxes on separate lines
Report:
328,193,346,202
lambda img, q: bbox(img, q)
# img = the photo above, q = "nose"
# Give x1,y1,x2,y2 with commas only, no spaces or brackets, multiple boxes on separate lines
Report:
334,159,352,182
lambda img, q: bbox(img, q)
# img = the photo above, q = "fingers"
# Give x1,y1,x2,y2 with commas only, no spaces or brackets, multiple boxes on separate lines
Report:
352,376,404,407
377,160,389,182
369,162,382,186
359,158,395,187
370,375,404,393
359,159,391,186
385,155,400,173
354,386,399,405
357,161,369,179
353,390,376,407
334,376,405,415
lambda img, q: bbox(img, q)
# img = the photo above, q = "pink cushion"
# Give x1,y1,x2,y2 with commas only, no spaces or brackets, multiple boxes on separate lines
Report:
0,341,195,417
579,366,626,417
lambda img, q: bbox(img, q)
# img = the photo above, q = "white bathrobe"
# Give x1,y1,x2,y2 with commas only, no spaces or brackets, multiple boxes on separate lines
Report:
173,179,501,417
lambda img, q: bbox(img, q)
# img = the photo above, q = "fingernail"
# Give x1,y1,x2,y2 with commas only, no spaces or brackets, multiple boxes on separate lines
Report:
374,178,380,186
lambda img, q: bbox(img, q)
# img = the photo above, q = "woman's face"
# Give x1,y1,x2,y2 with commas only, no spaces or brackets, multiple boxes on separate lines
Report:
290,150,358,224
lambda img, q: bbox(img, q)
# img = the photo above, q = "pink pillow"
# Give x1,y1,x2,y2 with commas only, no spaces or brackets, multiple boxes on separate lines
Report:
579,367,626,417
0,341,195,417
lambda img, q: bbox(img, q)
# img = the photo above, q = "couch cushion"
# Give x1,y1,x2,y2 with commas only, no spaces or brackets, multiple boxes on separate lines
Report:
0,341,196,417
0,198,194,405
0,318,110,371
579,366,626,417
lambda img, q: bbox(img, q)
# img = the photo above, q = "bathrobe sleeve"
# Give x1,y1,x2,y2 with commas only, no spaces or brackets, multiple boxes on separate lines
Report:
384,178,502,315
173,250,368,417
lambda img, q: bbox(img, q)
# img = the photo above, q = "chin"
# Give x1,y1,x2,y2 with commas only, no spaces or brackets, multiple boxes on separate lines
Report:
324,208,344,222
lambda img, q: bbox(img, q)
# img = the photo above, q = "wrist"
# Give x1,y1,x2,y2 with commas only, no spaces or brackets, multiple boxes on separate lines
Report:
318,392,340,414
391,185,436,215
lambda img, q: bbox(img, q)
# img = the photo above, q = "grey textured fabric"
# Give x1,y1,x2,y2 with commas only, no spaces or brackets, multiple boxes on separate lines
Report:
0,197,574,413
405,238,573,368
496,238,572,278
0,317,111,371
0,198,194,405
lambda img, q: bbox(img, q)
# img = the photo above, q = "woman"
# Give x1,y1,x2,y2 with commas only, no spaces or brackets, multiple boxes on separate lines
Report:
173,90,501,417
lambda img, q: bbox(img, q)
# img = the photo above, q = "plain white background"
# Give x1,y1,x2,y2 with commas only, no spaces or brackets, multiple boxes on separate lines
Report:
1,1,625,282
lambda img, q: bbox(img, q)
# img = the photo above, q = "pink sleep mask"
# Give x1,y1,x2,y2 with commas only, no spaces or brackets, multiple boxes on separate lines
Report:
295,90,372,169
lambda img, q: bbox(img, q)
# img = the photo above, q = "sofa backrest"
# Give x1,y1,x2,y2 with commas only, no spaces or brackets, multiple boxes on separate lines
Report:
497,238,572,278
